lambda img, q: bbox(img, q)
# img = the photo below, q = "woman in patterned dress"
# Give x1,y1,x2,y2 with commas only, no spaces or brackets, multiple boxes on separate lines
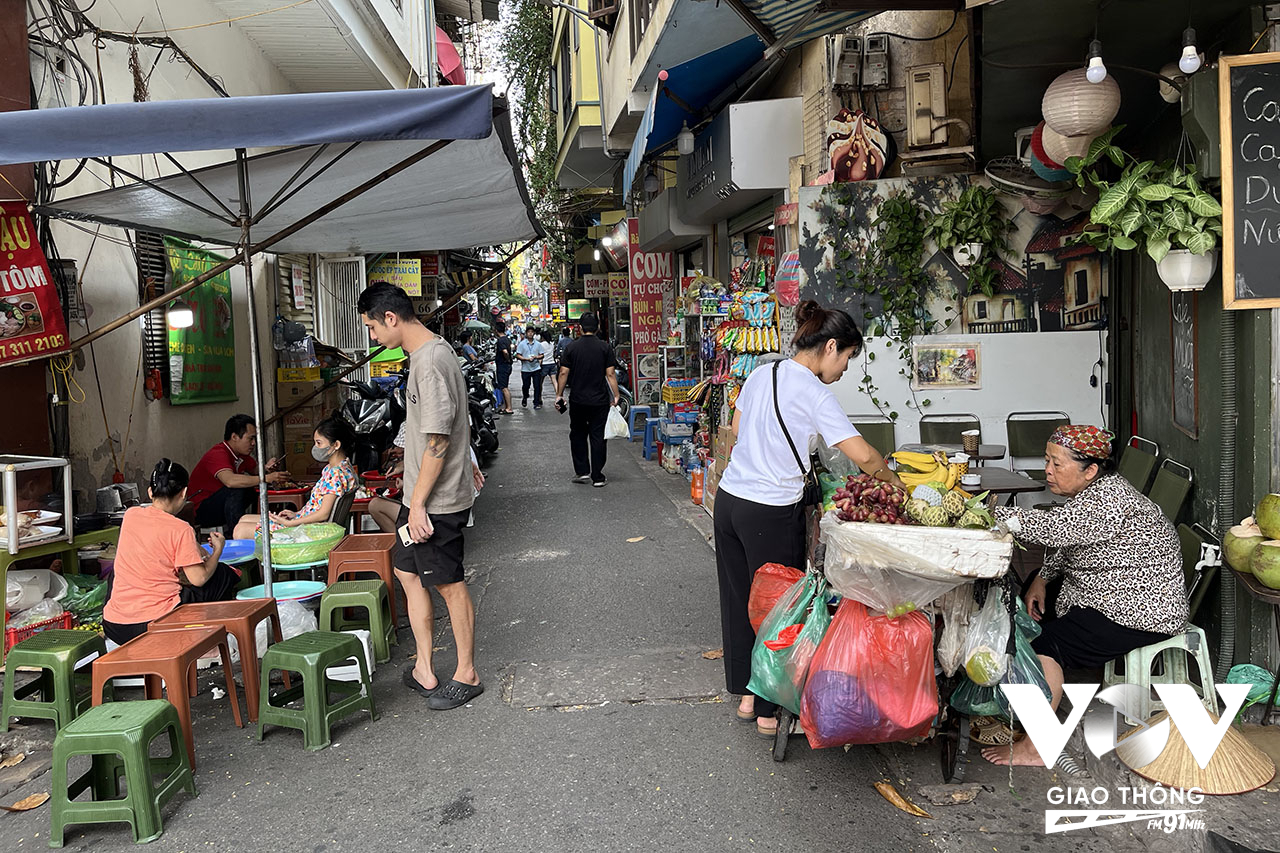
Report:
232,416,358,539
982,425,1187,766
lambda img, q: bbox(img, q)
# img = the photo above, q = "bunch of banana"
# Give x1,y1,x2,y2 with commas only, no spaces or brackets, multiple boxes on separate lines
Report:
892,450,962,491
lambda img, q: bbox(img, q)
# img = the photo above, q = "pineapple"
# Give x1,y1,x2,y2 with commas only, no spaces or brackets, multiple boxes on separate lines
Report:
920,505,952,527
942,490,966,519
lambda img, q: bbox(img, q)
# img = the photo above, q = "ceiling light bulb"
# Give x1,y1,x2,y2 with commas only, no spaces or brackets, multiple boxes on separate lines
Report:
167,299,194,329
1179,28,1201,74
1085,39,1107,84
602,235,613,247
677,122,695,156
768,223,776,231
593,248,601,261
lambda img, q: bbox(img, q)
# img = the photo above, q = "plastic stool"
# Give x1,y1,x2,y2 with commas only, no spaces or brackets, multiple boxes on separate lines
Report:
642,418,665,460
627,405,652,442
318,580,395,664
257,631,377,750
1102,625,1219,725
328,533,399,626
49,700,196,846
3,629,106,733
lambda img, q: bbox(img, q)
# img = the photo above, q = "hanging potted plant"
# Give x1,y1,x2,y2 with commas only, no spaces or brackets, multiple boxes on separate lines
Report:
925,184,1015,297
1065,127,1222,292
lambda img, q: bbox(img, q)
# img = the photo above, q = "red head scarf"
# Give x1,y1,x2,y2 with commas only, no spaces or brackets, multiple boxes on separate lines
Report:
1049,424,1114,460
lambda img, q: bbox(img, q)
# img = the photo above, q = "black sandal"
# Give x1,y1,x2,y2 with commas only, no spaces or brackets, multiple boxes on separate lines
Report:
403,669,440,698
427,679,484,710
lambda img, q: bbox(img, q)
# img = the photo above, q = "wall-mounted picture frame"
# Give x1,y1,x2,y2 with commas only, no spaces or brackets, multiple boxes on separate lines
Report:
911,342,981,390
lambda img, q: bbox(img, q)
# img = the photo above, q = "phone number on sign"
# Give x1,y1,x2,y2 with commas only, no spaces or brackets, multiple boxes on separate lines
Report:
1,333,66,360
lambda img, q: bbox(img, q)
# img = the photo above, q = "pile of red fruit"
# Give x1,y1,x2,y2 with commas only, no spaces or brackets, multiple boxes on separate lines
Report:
833,473,910,525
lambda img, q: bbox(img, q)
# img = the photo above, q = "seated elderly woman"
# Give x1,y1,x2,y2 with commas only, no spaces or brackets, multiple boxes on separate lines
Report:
982,425,1188,766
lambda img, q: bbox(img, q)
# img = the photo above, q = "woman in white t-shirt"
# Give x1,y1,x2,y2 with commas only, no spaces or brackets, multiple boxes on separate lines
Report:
714,300,903,739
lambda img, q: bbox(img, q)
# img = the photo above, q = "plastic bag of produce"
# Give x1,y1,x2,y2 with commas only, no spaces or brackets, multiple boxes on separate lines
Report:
960,589,1013,687
799,599,937,748
8,597,64,629
951,598,1048,718
605,407,629,440
255,522,345,566
62,574,108,624
747,574,831,715
747,563,804,633
935,586,976,678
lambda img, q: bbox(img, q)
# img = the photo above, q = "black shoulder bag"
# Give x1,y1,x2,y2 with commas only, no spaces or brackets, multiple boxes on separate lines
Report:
772,361,823,509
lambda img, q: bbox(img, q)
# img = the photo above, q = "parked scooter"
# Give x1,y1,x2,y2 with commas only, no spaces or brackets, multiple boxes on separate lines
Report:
461,360,500,461
340,375,405,474
614,360,634,417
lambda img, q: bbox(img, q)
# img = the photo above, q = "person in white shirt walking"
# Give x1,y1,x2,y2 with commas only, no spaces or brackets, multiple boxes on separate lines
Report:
516,327,545,409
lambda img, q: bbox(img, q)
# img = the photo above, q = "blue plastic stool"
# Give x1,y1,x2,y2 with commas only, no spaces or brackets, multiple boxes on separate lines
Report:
642,418,665,461
627,406,652,442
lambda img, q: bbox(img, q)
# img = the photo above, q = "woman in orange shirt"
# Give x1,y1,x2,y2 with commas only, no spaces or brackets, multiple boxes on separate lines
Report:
102,459,240,645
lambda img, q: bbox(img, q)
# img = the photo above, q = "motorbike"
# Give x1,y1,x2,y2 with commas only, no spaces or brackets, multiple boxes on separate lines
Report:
614,360,634,417
339,375,405,474
461,359,500,461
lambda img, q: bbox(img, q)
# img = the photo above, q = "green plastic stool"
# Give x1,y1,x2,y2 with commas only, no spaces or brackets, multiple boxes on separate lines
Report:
257,631,377,751
318,579,396,664
49,700,195,847
1102,625,1219,725
3,629,107,732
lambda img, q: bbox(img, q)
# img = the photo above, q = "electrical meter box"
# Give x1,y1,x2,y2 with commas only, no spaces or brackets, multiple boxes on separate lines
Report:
862,35,890,89
833,35,862,88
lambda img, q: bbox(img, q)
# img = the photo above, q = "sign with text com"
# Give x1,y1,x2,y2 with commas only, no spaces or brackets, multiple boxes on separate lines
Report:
627,217,671,404
1001,682,1252,769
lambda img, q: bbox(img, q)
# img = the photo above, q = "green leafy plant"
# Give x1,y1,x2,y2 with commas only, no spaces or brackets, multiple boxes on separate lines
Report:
1064,126,1222,262
924,184,1014,297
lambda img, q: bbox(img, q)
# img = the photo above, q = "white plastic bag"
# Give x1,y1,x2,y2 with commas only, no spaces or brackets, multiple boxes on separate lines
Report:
228,599,316,664
605,406,628,440
961,590,1011,687
936,587,976,677
8,597,64,629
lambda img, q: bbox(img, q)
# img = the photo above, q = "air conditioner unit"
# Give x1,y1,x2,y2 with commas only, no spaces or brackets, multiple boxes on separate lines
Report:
907,63,946,148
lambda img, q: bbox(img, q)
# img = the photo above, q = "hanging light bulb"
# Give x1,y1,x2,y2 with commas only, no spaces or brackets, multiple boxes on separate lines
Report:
1179,27,1201,75
602,235,613,247
677,122,695,156
593,248,601,261
643,168,661,194
1085,39,1107,84
167,298,194,329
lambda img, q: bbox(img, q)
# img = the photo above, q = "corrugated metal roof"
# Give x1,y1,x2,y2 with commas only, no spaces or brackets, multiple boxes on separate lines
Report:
737,1,880,48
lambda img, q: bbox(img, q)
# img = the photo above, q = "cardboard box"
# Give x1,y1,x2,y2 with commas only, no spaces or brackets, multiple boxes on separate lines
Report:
713,426,736,466
276,381,340,414
278,367,321,382
280,404,325,432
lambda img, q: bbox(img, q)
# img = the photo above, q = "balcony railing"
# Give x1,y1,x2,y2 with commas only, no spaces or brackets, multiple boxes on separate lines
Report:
1063,303,1103,327
968,318,1036,334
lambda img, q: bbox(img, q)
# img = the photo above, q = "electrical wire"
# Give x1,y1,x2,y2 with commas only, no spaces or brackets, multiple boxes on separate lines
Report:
947,34,969,94
50,354,86,403
868,11,959,43
128,0,317,35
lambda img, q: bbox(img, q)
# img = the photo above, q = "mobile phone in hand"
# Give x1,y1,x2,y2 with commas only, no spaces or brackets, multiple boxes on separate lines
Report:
397,523,416,547
555,399,567,414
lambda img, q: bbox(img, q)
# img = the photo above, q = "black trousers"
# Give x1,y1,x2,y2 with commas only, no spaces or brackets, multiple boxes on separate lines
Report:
194,486,254,537
569,401,609,481
102,562,242,645
712,487,806,719
521,370,543,406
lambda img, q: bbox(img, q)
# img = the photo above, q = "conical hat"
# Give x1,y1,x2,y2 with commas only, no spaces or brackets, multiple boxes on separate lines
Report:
1117,711,1276,795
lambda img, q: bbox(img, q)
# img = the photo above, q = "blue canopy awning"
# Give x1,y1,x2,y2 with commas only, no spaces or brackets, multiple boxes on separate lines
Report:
739,1,881,49
622,36,764,194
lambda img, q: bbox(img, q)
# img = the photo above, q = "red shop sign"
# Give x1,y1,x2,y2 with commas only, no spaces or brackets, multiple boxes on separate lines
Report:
0,205,69,366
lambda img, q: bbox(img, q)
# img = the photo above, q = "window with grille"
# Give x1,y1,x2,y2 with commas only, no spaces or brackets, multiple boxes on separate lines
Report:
135,231,169,372
315,256,369,383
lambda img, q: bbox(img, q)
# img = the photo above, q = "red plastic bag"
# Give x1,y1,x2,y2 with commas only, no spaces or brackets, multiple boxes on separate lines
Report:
800,599,938,749
748,563,804,633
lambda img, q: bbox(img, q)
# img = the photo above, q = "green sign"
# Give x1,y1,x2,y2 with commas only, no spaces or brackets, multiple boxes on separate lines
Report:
165,238,237,405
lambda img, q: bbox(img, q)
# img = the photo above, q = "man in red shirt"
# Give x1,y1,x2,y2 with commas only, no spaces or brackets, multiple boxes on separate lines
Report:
190,414,286,536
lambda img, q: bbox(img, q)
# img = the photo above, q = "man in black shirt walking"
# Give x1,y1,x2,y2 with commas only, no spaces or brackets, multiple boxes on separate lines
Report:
554,313,620,487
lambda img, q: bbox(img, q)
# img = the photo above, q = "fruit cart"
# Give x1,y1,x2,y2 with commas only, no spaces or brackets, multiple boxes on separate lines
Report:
768,498,1015,784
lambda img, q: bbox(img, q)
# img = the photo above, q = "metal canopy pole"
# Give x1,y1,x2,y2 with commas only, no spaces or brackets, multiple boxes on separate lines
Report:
236,147,274,595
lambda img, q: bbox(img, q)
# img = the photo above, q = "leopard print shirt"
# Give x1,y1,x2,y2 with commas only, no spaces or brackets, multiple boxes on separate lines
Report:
994,474,1188,635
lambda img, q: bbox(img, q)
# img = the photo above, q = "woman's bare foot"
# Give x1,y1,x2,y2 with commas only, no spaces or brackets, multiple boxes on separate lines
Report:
756,716,778,735
737,696,755,718
982,735,1045,766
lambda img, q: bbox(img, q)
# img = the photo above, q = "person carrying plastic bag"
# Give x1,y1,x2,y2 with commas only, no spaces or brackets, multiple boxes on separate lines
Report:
747,574,832,715
800,599,938,748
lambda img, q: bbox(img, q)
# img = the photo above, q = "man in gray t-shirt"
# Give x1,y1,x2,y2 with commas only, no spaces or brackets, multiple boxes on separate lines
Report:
358,282,485,711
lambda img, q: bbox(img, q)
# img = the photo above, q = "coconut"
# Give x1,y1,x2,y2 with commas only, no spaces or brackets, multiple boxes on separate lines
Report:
1255,495,1280,539
1224,522,1266,574
1249,540,1280,589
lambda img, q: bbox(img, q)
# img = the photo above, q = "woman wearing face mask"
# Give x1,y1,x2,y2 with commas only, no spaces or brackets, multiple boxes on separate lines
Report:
714,300,904,739
232,416,357,539
103,459,239,645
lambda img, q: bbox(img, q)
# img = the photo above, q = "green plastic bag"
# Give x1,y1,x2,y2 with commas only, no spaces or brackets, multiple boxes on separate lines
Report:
747,574,831,715
62,573,108,624
1227,663,1278,708
951,598,1049,720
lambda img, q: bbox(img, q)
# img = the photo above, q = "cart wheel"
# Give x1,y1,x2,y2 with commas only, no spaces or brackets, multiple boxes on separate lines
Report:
772,710,793,762
939,713,971,783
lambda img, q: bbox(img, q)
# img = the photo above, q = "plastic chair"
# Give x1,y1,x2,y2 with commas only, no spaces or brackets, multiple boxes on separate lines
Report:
2,629,106,732
1005,411,1069,480
1117,436,1159,493
257,631,377,750
328,490,357,530
49,700,196,847
318,579,395,664
1148,459,1193,521
642,418,665,461
627,405,652,442
328,533,399,626
848,416,895,458
919,413,981,446
1102,524,1221,725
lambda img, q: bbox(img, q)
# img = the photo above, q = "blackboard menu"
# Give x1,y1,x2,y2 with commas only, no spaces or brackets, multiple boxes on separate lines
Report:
1221,53,1280,309
1170,292,1198,437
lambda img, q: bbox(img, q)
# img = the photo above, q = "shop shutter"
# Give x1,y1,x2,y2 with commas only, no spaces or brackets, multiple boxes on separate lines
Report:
134,230,169,373
315,256,370,383
275,254,316,336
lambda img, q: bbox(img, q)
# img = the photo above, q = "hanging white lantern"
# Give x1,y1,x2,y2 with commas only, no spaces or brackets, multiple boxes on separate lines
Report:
1042,68,1121,137
1042,123,1103,166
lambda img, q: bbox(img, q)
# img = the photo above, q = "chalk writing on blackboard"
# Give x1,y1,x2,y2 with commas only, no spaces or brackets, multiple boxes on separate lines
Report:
1170,292,1198,438
1221,54,1280,309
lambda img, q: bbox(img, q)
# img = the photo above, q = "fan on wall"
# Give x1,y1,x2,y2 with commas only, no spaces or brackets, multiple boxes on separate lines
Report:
984,156,1072,216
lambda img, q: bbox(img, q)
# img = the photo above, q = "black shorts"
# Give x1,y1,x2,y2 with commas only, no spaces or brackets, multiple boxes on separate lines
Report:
495,363,512,388
393,505,469,587
1032,606,1172,670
